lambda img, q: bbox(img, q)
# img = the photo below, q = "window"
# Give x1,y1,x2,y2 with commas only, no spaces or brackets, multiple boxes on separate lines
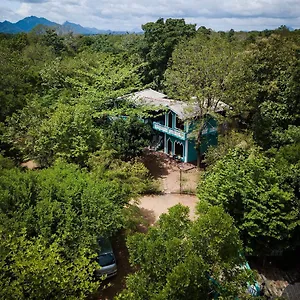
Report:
176,116,184,131
174,142,184,158
168,112,173,128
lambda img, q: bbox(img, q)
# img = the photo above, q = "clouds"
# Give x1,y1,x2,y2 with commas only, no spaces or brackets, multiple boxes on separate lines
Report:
1,0,300,31
13,0,48,3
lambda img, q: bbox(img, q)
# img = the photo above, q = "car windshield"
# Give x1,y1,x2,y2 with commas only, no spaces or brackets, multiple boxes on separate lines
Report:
99,253,115,267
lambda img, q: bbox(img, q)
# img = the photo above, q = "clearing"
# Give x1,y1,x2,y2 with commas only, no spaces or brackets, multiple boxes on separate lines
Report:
99,150,200,299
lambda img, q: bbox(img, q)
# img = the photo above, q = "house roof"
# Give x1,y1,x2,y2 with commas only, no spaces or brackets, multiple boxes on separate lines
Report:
129,89,228,120
133,89,167,99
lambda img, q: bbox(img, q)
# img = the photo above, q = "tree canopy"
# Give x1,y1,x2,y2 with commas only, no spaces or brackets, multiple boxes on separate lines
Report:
0,157,151,299
1,19,300,299
140,18,196,87
118,204,255,300
226,34,300,149
197,147,300,255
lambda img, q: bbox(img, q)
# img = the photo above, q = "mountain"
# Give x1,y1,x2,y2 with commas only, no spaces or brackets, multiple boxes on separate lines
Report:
0,16,130,35
63,21,95,34
0,20,22,33
15,16,58,32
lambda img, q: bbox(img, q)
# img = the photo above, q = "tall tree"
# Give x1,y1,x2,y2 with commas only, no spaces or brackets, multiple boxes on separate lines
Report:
117,204,254,300
165,33,237,107
197,147,300,255
0,43,32,122
4,101,101,167
3,50,143,165
164,33,237,165
0,160,141,299
140,18,196,87
103,117,153,161
226,34,300,149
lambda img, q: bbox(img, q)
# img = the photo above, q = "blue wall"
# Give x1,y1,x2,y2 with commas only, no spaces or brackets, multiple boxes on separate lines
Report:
160,112,218,163
165,134,185,160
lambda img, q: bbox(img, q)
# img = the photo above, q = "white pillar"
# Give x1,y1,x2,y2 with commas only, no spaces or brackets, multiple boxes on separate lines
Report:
184,139,188,163
164,133,167,154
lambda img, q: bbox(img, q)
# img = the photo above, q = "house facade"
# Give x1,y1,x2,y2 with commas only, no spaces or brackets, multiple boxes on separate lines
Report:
131,89,221,163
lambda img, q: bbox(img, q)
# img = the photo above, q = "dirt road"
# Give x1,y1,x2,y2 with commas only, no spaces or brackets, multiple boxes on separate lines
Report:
138,194,198,223
99,151,200,299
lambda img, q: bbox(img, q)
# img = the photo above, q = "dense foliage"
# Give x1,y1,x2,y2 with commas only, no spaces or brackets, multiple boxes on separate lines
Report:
0,156,153,299
226,34,300,149
103,117,153,160
140,18,196,87
197,147,300,255
1,19,300,299
118,204,254,300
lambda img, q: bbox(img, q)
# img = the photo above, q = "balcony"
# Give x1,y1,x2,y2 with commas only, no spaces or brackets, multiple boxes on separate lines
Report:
153,122,186,140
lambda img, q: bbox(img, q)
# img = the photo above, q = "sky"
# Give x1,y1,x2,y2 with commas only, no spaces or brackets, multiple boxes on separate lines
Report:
1,0,300,32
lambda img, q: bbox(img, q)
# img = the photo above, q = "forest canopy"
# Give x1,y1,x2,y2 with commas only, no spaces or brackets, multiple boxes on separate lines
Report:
0,19,300,299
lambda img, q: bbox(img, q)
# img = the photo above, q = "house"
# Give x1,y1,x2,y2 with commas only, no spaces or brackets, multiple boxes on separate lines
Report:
129,89,227,163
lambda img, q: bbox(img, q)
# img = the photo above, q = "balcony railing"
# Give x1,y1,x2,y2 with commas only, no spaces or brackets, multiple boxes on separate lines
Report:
153,122,186,140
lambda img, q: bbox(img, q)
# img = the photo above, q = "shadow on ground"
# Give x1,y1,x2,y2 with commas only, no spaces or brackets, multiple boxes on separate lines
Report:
140,150,199,194
138,207,156,227
140,149,171,179
249,250,300,299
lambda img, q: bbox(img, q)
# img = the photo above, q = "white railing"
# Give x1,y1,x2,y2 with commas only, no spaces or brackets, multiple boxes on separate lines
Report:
153,122,186,140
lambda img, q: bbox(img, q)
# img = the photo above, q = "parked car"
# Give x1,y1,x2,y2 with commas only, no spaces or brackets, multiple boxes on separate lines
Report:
96,237,117,279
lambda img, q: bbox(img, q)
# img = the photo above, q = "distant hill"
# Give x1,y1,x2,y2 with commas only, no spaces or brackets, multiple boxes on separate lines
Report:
15,16,58,32
63,21,95,35
0,20,22,33
0,16,130,35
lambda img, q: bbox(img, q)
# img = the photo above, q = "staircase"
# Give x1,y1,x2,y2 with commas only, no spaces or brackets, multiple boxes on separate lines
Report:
151,136,163,151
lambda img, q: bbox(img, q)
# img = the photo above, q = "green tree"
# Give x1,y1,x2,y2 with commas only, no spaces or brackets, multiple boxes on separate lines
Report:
0,160,137,299
4,101,101,167
42,28,66,55
118,204,253,300
204,130,255,166
164,33,237,165
88,150,158,197
1,33,144,163
140,18,196,87
197,147,300,255
35,103,101,166
226,34,300,149
39,51,142,105
165,33,237,106
0,44,32,122
103,117,153,160
0,232,98,300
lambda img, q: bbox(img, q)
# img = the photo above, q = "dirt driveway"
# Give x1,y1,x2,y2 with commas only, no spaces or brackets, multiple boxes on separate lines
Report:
138,150,200,222
141,149,200,194
99,151,200,299
138,194,198,223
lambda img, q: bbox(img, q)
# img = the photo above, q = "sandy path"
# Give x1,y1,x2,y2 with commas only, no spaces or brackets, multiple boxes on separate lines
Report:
138,193,198,223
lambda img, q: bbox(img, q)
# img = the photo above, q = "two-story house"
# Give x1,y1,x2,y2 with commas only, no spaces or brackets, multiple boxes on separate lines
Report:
130,89,226,163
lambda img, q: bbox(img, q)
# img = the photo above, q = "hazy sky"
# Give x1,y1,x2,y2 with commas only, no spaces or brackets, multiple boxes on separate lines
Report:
1,0,300,31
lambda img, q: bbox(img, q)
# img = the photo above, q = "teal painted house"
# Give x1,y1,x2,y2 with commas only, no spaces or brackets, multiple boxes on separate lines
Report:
131,89,226,163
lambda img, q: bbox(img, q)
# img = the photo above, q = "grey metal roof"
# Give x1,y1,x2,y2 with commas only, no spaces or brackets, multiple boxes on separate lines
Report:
130,89,228,120
133,89,167,99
